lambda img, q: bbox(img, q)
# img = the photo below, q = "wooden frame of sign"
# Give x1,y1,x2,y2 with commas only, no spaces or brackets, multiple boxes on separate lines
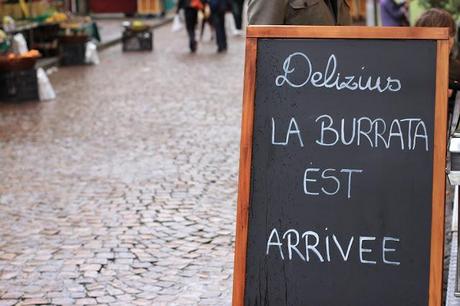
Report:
233,26,449,306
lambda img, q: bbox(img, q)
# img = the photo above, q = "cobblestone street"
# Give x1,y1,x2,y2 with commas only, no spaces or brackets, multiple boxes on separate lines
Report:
0,22,244,306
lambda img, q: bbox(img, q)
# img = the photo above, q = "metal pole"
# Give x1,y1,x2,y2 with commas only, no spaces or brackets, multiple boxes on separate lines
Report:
374,0,379,25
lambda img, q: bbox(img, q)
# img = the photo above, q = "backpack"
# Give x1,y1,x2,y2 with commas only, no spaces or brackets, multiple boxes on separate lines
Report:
190,0,204,10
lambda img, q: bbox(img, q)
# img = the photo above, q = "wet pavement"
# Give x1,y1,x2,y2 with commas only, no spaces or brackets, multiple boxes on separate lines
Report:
0,20,244,306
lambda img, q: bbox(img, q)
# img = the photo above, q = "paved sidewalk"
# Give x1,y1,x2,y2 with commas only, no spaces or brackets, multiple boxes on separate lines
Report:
0,17,244,305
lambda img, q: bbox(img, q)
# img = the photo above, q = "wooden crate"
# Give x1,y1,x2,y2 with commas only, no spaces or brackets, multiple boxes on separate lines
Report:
137,0,161,15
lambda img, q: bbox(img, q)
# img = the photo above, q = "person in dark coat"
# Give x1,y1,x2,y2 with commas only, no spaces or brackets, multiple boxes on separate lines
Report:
178,0,204,52
247,0,352,25
379,0,409,26
209,0,232,52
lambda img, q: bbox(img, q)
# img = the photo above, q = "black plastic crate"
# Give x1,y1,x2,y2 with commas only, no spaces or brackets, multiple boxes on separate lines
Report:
59,41,86,66
33,23,60,57
122,29,153,52
0,69,39,103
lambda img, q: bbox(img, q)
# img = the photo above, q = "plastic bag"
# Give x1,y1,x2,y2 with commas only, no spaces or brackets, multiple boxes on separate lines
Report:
12,33,28,54
37,68,56,101
3,16,15,32
171,14,183,32
85,41,100,65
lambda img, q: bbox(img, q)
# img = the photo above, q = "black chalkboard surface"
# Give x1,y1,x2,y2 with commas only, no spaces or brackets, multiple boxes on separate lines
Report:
233,27,450,306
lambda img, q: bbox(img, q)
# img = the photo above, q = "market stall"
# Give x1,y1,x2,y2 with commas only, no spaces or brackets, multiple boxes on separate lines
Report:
0,0,100,64
0,0,100,102
59,16,99,65
0,35,43,102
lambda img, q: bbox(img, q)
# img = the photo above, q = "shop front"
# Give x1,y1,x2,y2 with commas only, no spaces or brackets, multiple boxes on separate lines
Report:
88,0,137,15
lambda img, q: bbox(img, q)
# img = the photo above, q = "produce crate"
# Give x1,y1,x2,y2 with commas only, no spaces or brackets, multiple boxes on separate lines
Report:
32,23,60,57
122,29,153,52
59,36,88,66
0,69,39,103
0,56,38,72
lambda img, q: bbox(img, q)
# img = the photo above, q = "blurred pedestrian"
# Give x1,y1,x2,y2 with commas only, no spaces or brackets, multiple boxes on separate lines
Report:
415,9,457,83
415,8,456,51
178,0,205,53
160,0,167,16
231,0,244,35
415,9,458,122
200,4,214,41
210,0,232,52
380,0,409,26
247,0,352,25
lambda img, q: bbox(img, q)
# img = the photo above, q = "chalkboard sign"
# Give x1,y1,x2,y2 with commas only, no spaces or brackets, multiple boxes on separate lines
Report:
233,27,449,306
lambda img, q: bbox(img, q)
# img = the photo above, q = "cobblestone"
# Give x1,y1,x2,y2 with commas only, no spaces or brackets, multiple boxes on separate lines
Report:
52,297,75,305
0,18,243,305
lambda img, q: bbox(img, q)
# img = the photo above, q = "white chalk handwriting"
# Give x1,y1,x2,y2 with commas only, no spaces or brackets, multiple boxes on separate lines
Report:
266,227,401,266
275,52,401,93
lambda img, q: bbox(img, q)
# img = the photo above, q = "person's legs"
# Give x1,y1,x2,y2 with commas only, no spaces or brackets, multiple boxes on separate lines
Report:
160,0,166,16
184,8,198,52
213,11,227,52
220,12,227,49
232,0,244,30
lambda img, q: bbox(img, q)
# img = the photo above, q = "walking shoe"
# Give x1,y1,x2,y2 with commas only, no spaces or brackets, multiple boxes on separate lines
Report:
217,46,227,53
232,29,243,36
190,41,197,53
